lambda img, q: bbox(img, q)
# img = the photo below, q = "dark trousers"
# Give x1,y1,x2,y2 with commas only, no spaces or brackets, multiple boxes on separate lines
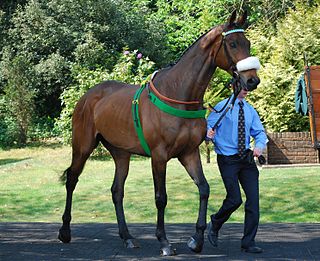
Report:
211,153,260,248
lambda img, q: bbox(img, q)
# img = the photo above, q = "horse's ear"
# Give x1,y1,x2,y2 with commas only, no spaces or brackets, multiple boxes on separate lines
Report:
228,10,237,25
237,10,248,27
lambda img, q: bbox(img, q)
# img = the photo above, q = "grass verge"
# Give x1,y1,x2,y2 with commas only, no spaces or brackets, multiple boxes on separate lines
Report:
1,143,319,223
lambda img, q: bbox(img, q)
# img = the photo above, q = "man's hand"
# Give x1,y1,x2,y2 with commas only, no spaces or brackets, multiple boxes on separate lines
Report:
207,129,215,139
253,147,262,157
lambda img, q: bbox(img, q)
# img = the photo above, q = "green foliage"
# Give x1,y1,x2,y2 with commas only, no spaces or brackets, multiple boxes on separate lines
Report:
0,0,167,146
4,0,163,114
55,67,110,144
139,0,297,63
244,0,296,25
149,0,300,111
55,50,155,144
0,100,20,147
0,54,35,146
73,32,111,70
149,0,226,62
0,0,318,147
248,2,319,131
0,10,5,51
204,68,233,110
28,116,58,141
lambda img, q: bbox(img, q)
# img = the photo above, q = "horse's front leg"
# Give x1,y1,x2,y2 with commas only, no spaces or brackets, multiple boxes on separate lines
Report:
178,148,210,253
151,156,176,256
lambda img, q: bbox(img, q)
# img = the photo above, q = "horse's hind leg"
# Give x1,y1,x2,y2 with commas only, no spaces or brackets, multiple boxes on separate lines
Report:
178,148,209,253
58,134,97,243
109,149,139,248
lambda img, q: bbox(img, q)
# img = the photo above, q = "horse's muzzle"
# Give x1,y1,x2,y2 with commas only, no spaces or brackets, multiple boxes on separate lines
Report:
236,56,261,91
246,77,260,91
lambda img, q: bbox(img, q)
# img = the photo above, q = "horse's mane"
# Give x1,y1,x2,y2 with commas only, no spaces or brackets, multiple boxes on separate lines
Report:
166,21,245,69
163,25,219,69
171,25,219,66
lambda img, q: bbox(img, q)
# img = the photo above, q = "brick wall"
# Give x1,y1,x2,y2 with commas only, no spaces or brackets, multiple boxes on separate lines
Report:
266,132,319,164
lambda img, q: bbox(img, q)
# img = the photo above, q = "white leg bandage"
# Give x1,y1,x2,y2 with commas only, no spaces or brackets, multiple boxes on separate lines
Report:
236,56,261,72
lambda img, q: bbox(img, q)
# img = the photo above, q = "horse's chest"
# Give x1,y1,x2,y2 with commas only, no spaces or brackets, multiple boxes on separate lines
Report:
162,120,206,147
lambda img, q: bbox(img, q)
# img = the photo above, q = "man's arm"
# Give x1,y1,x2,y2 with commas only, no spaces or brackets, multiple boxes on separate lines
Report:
250,109,268,157
206,112,219,139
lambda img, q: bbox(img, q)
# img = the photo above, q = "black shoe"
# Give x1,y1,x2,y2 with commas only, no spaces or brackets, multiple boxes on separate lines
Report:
207,221,219,247
241,246,263,253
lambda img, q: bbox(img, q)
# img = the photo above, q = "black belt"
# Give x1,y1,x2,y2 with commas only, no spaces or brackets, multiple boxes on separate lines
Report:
218,150,266,165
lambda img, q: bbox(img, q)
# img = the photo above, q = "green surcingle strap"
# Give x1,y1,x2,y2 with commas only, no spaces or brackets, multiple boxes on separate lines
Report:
132,83,151,156
148,91,207,118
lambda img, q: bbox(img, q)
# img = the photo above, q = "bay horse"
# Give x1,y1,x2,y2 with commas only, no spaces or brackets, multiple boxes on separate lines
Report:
58,10,261,256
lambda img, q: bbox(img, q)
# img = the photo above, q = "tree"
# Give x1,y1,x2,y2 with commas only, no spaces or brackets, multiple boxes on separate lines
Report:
144,0,299,109
0,0,168,145
0,0,316,146
247,2,320,131
1,54,35,146
56,50,155,143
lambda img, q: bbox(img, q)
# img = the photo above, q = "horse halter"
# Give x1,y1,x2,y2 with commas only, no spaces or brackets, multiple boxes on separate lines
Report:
217,28,261,92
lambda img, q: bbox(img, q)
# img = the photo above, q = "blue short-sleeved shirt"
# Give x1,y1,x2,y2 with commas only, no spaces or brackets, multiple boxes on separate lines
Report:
207,96,268,156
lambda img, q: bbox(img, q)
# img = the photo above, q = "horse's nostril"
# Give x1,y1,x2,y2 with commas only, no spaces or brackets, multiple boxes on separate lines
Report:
255,78,260,86
247,77,260,90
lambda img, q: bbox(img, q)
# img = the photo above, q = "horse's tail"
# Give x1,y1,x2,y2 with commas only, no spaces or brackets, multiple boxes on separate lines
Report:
59,167,70,185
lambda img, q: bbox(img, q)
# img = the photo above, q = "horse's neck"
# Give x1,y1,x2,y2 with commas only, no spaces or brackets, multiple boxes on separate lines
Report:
153,29,221,104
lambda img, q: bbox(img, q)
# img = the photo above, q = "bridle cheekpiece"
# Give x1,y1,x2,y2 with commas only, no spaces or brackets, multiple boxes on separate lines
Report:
220,28,261,93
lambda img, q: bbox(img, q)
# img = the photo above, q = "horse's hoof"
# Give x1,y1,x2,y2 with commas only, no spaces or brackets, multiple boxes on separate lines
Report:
160,245,176,256
187,236,203,253
58,228,71,243
124,238,140,248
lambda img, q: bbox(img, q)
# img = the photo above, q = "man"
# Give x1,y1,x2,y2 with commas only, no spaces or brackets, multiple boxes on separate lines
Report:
206,88,267,254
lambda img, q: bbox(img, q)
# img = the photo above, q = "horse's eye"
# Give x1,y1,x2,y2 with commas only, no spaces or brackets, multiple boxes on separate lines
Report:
230,42,237,48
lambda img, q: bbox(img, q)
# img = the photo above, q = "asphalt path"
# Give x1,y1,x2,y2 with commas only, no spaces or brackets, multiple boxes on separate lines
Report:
1,222,320,260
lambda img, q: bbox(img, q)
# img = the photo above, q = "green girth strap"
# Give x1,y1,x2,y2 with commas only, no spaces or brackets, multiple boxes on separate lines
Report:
132,82,207,156
132,83,151,156
148,91,207,118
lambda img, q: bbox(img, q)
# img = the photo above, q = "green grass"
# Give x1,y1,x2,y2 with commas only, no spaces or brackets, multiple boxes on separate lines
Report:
1,143,320,223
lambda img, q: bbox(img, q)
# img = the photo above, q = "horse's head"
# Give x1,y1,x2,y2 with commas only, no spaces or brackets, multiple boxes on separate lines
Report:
214,10,260,91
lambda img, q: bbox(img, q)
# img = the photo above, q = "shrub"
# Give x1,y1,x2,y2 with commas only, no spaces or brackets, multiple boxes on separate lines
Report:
55,50,155,144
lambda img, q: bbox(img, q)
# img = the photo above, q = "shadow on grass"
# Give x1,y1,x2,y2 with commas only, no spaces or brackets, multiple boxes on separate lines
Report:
0,158,31,166
0,140,64,151
89,154,148,162
26,140,64,149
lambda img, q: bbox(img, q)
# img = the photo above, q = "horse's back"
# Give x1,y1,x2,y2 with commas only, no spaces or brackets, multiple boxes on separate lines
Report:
80,80,136,102
73,80,135,121
73,80,143,152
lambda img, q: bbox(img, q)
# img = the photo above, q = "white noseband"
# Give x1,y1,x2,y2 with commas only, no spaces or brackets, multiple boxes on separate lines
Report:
236,56,261,72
